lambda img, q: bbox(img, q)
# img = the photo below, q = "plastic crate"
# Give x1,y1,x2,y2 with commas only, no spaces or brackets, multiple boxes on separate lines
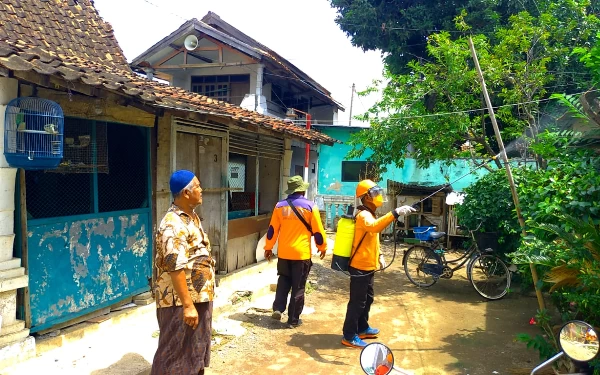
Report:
413,226,435,241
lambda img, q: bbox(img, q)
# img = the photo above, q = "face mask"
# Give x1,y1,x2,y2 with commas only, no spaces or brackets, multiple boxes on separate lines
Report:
373,194,384,207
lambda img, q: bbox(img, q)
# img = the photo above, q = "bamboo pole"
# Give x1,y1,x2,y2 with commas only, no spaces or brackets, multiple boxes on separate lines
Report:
468,37,545,310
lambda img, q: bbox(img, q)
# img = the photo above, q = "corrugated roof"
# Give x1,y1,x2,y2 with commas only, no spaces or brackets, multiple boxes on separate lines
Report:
0,0,337,145
387,180,453,196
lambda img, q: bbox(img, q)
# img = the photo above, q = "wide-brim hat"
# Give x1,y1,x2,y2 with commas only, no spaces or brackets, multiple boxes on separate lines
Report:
284,175,309,194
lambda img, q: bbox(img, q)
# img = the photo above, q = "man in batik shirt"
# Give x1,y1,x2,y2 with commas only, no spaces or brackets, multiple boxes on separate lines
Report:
151,170,215,375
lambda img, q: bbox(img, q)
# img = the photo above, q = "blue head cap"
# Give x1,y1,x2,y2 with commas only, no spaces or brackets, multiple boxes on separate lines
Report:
169,170,196,195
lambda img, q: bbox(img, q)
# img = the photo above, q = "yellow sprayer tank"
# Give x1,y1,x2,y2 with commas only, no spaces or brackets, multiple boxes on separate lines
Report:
331,217,355,271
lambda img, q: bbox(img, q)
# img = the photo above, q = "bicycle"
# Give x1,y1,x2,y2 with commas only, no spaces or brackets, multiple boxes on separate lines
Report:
402,223,512,300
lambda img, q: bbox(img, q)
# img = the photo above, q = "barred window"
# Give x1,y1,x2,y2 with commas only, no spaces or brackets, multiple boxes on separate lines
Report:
341,161,378,182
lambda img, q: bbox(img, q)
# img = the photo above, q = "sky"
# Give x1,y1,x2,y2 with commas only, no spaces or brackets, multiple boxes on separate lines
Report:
93,0,385,126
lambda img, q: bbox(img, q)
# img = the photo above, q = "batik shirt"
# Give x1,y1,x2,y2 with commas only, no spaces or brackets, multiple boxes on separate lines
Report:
154,203,215,308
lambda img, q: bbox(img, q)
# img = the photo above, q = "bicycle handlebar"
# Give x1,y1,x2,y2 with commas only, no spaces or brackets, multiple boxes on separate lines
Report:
458,220,483,233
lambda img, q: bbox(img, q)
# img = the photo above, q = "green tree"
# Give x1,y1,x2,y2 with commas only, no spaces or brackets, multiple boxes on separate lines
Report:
330,0,599,75
347,6,598,171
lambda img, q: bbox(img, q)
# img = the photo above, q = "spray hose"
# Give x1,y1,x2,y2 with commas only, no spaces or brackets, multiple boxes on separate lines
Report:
337,153,501,278
336,220,399,278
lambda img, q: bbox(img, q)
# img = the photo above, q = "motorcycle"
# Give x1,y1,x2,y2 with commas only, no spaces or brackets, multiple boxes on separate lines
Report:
359,321,599,375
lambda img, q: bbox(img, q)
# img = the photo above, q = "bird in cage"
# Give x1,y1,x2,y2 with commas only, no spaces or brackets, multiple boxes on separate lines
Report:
44,124,58,134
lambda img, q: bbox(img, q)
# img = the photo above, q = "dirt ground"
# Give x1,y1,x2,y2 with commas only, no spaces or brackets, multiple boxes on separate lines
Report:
2,241,545,375
206,242,542,375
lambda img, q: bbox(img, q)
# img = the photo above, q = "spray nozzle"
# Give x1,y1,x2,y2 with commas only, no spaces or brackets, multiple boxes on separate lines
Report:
492,150,506,160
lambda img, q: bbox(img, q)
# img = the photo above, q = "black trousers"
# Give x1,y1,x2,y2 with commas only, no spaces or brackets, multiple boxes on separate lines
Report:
273,258,312,325
342,266,375,340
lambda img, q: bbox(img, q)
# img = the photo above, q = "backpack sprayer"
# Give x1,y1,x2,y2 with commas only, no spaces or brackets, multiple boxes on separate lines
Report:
330,152,504,278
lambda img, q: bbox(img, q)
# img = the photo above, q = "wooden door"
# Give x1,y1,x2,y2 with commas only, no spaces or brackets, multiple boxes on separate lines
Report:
176,131,225,272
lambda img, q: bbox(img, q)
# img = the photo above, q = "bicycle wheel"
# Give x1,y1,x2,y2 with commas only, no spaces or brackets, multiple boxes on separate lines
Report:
403,245,443,288
468,254,511,300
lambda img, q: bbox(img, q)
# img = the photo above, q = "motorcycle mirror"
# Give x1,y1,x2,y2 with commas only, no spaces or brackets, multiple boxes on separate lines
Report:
360,342,394,375
559,321,599,362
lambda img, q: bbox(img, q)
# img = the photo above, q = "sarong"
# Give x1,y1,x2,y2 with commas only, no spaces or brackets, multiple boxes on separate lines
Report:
150,301,212,375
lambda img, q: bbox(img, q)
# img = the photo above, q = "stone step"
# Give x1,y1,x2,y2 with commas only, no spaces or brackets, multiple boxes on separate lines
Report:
133,291,152,300
0,259,21,271
133,297,154,306
0,275,28,293
0,268,24,279
0,327,29,347
1,320,24,336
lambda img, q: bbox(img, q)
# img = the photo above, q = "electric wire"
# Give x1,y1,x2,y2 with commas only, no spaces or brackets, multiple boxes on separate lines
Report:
133,0,596,124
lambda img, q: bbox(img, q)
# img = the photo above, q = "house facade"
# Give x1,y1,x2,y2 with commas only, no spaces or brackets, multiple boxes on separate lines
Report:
130,12,344,201
313,125,490,240
0,0,336,363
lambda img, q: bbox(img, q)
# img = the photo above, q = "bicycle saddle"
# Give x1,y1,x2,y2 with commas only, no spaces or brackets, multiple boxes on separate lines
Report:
430,231,446,239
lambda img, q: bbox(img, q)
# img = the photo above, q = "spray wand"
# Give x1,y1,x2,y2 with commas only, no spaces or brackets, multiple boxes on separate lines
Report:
409,152,504,209
337,153,504,278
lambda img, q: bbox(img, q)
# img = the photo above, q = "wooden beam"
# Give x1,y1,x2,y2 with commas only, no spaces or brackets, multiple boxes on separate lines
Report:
158,62,249,69
154,48,183,68
154,71,172,82
19,169,31,329
219,47,223,63
37,87,156,127
49,76,97,97
168,44,212,63
13,70,51,88
193,46,221,51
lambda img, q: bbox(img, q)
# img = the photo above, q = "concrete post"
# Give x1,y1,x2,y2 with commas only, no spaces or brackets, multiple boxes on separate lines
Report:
280,138,292,200
0,77,34,368
254,64,263,113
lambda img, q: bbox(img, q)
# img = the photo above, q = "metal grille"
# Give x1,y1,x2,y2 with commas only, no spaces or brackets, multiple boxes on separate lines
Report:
25,120,149,220
229,132,284,159
50,118,108,174
26,171,93,219
98,124,149,213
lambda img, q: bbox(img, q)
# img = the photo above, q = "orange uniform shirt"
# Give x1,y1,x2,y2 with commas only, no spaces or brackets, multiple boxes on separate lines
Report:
349,209,395,271
264,194,327,260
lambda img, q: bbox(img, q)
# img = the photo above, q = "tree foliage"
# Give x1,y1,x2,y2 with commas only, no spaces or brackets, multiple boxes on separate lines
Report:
345,4,598,171
330,0,600,74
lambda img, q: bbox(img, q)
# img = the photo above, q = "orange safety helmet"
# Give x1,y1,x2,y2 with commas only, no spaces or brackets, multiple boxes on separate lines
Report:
356,179,377,198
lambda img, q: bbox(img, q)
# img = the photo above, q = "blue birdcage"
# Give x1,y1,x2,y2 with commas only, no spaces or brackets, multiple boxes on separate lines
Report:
3,97,64,169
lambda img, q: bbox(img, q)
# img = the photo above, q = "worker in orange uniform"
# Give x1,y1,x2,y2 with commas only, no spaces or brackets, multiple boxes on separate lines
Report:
342,179,416,348
264,176,327,328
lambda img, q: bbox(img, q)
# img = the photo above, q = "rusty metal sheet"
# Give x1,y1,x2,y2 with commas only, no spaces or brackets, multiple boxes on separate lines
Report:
27,211,152,332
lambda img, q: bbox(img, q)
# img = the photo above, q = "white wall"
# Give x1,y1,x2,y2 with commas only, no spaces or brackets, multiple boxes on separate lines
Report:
0,78,31,350
289,141,318,201
0,78,18,249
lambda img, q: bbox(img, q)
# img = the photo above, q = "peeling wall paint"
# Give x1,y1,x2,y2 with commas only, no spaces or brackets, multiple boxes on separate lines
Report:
27,211,151,330
315,127,489,197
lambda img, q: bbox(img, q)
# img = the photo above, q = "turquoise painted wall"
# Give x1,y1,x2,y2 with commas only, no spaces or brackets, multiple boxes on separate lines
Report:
317,127,490,196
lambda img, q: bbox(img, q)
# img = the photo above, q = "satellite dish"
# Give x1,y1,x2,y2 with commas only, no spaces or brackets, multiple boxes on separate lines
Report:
184,35,199,51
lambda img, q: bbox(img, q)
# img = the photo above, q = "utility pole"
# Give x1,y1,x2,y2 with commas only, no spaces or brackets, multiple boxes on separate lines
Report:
468,37,545,310
348,83,355,126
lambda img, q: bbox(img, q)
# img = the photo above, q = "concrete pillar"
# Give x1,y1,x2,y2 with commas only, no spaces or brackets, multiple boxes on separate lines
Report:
0,77,33,368
280,138,293,200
